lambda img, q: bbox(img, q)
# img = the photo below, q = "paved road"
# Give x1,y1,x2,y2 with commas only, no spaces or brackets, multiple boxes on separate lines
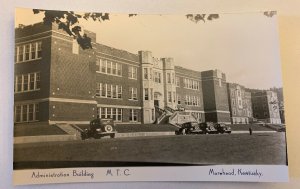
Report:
14,132,287,169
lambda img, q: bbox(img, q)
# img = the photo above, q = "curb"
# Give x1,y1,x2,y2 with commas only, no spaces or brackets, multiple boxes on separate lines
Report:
116,131,175,138
14,134,77,144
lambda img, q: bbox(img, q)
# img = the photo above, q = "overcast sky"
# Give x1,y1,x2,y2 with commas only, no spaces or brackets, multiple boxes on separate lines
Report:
16,8,283,89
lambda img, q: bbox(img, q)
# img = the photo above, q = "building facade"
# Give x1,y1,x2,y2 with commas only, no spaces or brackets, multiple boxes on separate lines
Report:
14,22,282,125
227,83,253,124
250,90,281,124
201,70,231,124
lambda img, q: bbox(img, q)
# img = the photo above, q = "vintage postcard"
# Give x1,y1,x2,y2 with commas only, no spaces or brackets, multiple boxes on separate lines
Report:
13,8,288,185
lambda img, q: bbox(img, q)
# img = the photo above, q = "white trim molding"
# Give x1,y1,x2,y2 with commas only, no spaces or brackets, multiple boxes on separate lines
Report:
49,97,97,104
97,104,142,109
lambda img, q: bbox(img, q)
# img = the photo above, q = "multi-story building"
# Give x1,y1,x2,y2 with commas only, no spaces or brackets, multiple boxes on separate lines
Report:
201,70,231,124
227,83,253,124
15,22,143,124
175,66,205,122
250,90,281,124
14,22,283,125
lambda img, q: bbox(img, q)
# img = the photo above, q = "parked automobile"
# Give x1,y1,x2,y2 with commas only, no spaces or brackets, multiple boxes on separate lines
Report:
214,123,231,134
175,121,204,135
81,118,117,140
199,122,218,134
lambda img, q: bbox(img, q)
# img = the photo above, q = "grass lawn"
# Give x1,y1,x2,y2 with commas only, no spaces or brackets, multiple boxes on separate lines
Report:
14,132,287,169
14,122,67,137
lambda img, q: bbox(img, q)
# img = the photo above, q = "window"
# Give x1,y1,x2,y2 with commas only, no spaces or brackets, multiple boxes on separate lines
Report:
25,44,30,60
233,108,236,115
112,62,117,75
96,83,101,97
149,68,153,80
107,61,112,74
167,73,171,84
101,83,106,97
14,103,39,123
37,42,42,58
176,77,180,87
23,75,28,91
101,59,106,73
18,46,24,62
97,83,122,99
112,108,117,120
118,86,122,98
232,99,235,106
15,72,40,93
173,92,176,103
154,71,161,83
128,66,137,79
98,59,122,76
16,41,42,63
177,95,181,104
112,85,117,98
96,60,100,71
107,84,112,98
129,87,138,100
106,108,112,119
130,109,138,122
168,91,172,103
144,88,149,100
31,43,36,59
117,109,122,121
172,73,175,84
117,64,122,76
144,68,148,79
188,79,192,89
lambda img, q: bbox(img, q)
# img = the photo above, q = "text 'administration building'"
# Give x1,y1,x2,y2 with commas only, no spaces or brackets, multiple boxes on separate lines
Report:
14,22,281,125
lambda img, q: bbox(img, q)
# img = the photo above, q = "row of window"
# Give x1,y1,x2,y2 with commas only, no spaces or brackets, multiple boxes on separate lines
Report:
14,103,39,123
231,89,243,97
182,95,201,106
183,78,201,90
15,72,40,93
96,59,122,76
232,108,251,117
96,83,122,99
16,42,42,63
98,107,138,122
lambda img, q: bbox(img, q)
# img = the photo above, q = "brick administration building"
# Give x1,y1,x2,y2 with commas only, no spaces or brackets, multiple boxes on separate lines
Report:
14,22,281,125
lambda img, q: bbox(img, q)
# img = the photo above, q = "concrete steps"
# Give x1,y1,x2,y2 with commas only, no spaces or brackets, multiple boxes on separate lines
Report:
55,123,82,140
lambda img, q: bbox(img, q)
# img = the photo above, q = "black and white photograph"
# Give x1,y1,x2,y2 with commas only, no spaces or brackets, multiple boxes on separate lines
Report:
13,7,288,184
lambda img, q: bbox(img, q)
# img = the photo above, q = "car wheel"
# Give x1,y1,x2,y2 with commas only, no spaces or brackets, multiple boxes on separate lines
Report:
104,125,113,132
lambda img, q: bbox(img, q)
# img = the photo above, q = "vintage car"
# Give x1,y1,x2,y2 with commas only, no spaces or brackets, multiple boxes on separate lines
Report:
81,118,117,140
175,121,204,135
199,122,218,134
214,123,231,134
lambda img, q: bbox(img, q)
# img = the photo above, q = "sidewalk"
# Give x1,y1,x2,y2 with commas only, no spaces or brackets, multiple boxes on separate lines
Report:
14,130,277,144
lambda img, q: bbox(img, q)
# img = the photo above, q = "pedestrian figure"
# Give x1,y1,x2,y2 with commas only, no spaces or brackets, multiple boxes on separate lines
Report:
249,127,253,135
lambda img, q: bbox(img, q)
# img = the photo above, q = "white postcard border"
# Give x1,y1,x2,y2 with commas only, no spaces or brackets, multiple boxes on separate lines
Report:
14,165,288,185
